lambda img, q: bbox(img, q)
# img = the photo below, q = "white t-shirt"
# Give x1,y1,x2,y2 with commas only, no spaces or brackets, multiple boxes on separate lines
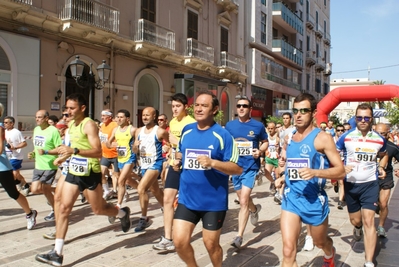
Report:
5,128,25,160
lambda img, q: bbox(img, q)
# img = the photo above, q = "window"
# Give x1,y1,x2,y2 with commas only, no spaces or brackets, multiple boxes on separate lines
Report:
261,0,266,6
221,27,228,52
315,11,319,25
315,78,321,93
272,28,278,38
0,84,7,117
306,74,310,91
324,51,327,61
306,35,310,51
299,40,303,51
187,10,198,39
324,20,327,36
261,12,266,44
316,43,319,58
141,0,156,22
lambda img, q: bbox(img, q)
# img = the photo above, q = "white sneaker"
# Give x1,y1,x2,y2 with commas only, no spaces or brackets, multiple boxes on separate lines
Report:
123,191,129,203
250,204,262,226
26,210,37,230
303,235,314,251
153,236,175,251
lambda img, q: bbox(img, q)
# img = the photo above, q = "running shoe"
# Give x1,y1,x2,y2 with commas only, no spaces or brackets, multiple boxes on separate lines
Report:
120,207,131,232
234,198,240,204
377,226,387,238
230,236,243,249
364,262,375,267
337,201,344,210
153,236,175,251
353,226,363,241
26,210,37,230
43,231,56,240
35,250,63,266
274,192,282,205
269,182,277,195
134,217,153,232
44,210,55,221
303,235,314,251
123,191,129,203
322,246,335,267
250,204,262,226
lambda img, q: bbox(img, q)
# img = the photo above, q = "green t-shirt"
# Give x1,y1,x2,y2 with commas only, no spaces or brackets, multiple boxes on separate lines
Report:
33,125,62,170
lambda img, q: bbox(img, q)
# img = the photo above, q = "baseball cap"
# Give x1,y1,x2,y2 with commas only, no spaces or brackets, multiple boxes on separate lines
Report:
56,120,68,129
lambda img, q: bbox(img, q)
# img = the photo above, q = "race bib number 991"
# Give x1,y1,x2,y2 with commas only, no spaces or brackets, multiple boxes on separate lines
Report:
286,158,310,180
184,149,211,170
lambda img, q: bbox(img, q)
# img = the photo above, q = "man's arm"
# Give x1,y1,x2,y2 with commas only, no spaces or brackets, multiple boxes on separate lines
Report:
132,127,141,154
105,128,117,149
197,156,242,175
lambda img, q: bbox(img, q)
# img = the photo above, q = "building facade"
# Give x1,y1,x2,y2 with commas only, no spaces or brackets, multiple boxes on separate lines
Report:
244,0,331,118
0,0,246,130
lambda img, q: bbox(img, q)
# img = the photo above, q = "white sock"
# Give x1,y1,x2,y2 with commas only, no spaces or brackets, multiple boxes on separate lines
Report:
324,248,333,259
102,183,109,192
141,216,147,220
54,239,64,255
117,208,126,218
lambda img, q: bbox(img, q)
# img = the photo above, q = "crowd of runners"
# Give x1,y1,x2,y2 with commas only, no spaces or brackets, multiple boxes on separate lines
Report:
0,91,398,267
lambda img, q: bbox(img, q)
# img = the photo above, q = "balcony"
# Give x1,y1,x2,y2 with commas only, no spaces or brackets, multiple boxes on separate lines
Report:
263,73,301,91
306,13,315,29
272,1,303,35
324,32,331,45
324,63,332,76
184,38,214,64
11,0,32,5
214,0,238,13
133,19,175,51
272,39,303,67
306,51,316,67
219,51,245,74
58,0,120,33
315,24,323,38
315,57,325,72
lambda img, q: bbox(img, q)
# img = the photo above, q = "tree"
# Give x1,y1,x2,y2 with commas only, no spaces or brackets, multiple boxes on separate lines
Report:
385,97,399,126
372,80,386,109
265,115,283,125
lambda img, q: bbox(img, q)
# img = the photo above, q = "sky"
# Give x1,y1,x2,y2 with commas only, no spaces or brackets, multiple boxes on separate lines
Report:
330,0,399,85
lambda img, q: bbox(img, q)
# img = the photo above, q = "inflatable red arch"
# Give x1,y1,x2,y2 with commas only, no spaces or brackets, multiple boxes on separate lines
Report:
316,84,399,124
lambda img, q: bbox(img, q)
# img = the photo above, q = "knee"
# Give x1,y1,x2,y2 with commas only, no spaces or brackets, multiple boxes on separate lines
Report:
203,239,220,253
313,236,329,249
58,203,72,216
239,198,249,208
282,243,296,259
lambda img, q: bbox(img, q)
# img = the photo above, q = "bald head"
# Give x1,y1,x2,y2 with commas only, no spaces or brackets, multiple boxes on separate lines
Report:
375,123,389,139
142,107,157,126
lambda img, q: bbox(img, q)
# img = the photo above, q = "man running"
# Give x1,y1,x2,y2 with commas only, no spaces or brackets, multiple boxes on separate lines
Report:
336,103,388,267
265,121,280,194
4,116,29,196
154,93,195,251
133,107,168,232
276,93,345,266
173,91,241,267
35,94,131,266
225,97,268,249
29,110,62,222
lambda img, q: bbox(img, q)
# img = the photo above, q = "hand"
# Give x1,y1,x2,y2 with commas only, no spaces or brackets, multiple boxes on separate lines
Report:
28,151,35,159
57,145,73,157
252,148,261,159
378,168,386,179
275,177,285,189
111,141,118,148
172,159,182,171
297,167,315,180
37,149,45,155
344,165,354,174
278,156,286,167
197,155,212,169
53,158,64,166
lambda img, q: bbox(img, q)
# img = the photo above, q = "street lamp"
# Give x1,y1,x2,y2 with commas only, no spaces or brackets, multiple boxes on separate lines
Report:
68,55,112,119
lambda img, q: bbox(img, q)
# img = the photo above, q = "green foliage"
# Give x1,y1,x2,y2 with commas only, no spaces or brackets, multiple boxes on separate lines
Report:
371,80,386,109
385,97,399,126
328,113,341,126
186,104,224,124
265,115,283,125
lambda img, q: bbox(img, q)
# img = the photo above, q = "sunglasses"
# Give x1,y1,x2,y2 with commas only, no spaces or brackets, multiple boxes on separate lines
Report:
292,108,312,115
356,116,372,122
158,119,165,122
336,129,344,132
236,104,250,108
3,121,12,124
62,113,69,117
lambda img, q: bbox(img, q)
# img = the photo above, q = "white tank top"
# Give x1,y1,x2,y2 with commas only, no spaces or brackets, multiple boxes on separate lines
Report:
138,125,159,169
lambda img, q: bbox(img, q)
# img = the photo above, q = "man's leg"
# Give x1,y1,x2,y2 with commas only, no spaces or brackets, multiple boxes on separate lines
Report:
101,165,111,196
173,219,197,267
237,186,254,238
150,175,164,206
280,210,301,267
56,182,80,239
378,188,390,228
361,208,377,263
163,188,178,240
308,218,334,256
117,163,133,206
137,169,161,216
203,228,223,267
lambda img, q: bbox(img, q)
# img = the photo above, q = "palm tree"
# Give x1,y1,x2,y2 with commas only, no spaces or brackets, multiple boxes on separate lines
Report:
371,80,386,108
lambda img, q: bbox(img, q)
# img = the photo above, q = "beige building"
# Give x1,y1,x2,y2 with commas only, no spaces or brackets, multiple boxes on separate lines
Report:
0,0,246,131
244,0,331,118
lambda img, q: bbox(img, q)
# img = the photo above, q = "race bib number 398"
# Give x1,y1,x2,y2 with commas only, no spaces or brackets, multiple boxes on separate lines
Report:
286,158,310,180
184,149,211,170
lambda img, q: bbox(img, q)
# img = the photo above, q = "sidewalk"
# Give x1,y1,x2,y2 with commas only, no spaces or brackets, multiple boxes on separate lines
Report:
0,170,397,267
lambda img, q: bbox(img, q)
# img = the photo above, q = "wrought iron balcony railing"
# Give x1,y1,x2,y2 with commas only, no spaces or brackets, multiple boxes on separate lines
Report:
134,19,175,51
185,38,214,64
220,51,245,73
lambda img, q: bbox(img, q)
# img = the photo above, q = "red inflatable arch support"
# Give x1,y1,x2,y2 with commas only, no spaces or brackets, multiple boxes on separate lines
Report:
316,84,399,125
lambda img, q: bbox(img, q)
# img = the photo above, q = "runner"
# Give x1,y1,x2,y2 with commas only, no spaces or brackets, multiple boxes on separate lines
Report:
225,97,268,249
154,93,195,251
265,121,280,195
0,103,37,230
132,107,168,232
336,103,388,267
173,91,241,267
35,93,131,266
276,93,345,266
332,124,346,210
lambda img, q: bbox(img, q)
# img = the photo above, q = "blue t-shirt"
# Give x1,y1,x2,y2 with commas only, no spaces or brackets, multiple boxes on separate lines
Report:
178,122,239,211
0,128,13,172
225,119,268,171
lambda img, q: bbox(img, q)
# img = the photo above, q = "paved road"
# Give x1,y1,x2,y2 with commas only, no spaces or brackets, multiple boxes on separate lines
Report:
0,170,397,267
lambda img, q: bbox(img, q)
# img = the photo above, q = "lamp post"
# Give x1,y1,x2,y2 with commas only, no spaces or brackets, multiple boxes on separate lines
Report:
68,55,111,119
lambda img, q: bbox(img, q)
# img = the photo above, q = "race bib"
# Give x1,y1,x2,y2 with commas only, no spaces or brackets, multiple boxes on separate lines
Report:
141,153,153,165
117,146,127,157
237,141,253,156
34,136,45,147
268,145,276,153
354,152,375,162
99,132,108,143
6,150,12,159
69,157,89,176
184,149,211,170
286,158,310,180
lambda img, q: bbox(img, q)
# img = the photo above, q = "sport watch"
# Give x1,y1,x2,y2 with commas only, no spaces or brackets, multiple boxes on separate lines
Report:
73,148,80,155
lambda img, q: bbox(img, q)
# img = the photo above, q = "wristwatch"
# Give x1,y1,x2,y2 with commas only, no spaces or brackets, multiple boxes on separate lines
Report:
73,148,80,155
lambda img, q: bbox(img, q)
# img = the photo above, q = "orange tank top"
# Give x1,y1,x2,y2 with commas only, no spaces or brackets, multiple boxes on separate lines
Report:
100,121,118,158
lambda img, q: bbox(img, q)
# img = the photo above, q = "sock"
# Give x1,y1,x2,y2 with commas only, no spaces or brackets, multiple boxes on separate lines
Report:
116,203,121,209
102,183,109,193
26,210,33,217
54,239,64,255
117,208,126,218
141,216,147,221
